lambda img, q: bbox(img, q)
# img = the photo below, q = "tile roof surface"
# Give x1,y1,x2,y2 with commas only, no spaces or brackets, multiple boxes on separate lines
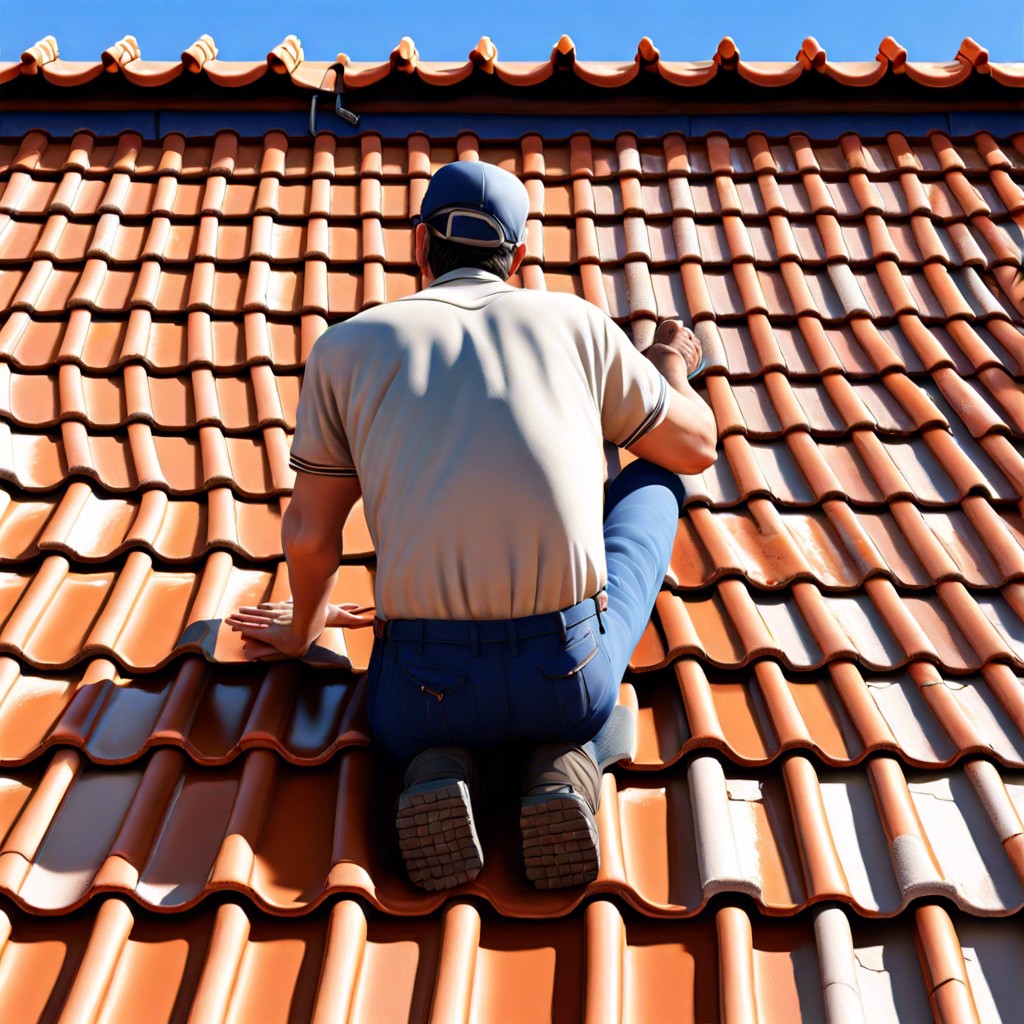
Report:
4,32,1024,93
0,38,1023,1022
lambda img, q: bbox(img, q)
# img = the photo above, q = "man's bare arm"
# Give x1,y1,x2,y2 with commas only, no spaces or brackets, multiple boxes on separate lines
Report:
626,322,718,475
227,472,365,659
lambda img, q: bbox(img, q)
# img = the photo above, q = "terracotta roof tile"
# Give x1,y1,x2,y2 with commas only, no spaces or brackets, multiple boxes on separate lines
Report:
0,43,1021,1015
0,746,1023,918
0,896,1019,1021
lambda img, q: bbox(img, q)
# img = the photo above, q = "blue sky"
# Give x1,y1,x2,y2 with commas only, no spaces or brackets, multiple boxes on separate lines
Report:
2,0,1022,62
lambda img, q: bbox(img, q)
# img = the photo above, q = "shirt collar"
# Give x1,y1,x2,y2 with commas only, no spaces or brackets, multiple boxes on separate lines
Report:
427,267,508,288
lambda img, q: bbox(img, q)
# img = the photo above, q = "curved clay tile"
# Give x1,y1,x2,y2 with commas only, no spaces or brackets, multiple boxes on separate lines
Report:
552,34,576,70
120,61,185,87
414,61,476,87
390,36,419,73
796,36,828,71
636,37,660,68
181,34,217,74
334,55,393,89
469,36,498,73
878,36,908,72
822,60,888,88
737,60,805,88
493,60,556,87
39,61,105,87
202,60,273,88
714,37,740,71
19,35,59,75
903,60,973,88
988,62,1024,86
101,35,140,73
653,60,718,87
266,34,302,75
574,61,640,88
957,36,990,72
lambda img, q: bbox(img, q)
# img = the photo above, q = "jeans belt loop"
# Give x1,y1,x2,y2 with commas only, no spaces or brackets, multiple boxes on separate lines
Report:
415,620,424,656
470,621,480,658
557,609,568,642
372,617,386,640
506,618,519,657
594,591,607,634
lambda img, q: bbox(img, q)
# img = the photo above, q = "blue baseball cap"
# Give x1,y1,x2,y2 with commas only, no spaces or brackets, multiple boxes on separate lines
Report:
418,161,529,250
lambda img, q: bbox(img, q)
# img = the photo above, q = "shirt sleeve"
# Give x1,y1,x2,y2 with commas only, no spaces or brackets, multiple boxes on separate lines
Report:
596,315,670,448
288,337,358,477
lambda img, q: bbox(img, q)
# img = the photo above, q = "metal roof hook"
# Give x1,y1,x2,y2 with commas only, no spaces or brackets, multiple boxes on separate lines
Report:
335,93,360,126
310,63,359,135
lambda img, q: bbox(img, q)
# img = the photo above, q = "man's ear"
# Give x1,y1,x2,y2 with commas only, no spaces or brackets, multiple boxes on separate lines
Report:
415,222,433,283
509,241,527,278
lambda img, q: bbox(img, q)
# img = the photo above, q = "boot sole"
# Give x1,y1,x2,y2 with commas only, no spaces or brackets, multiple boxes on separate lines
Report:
396,779,483,892
520,792,600,890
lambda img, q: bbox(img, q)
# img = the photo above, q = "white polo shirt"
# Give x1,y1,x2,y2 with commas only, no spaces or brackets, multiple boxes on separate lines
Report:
289,268,669,621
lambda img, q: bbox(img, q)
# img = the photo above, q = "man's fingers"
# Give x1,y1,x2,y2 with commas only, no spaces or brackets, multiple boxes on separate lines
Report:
235,604,289,618
654,319,702,375
225,614,271,629
235,621,285,639
342,615,375,629
242,639,290,661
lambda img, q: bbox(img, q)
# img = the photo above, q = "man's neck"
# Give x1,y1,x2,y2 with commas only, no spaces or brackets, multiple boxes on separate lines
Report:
427,268,506,288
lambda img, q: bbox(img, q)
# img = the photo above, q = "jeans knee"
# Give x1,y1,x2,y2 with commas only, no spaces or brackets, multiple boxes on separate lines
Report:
606,459,686,515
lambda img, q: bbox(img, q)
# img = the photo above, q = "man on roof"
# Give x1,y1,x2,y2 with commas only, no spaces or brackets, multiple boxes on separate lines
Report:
227,161,717,892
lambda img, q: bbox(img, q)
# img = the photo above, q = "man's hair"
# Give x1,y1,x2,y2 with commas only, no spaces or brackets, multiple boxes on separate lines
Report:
426,234,515,280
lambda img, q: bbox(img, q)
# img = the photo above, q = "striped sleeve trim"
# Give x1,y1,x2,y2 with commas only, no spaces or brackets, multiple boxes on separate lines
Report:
619,375,669,449
289,454,358,478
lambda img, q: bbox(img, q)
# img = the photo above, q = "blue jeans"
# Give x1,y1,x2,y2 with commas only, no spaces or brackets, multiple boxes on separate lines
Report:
366,460,685,764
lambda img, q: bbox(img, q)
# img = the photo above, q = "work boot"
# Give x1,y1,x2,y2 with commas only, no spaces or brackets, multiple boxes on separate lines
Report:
520,742,602,890
396,746,483,892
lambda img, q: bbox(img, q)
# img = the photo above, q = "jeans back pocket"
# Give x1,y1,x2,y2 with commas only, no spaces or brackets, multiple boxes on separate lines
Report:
401,661,480,744
538,626,600,730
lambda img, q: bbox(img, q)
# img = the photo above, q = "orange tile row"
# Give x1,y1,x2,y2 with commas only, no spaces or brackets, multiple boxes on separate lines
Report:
677,428,1022,507
0,421,295,497
706,314,1024,379
635,578,1024,673
3,482,1021,595
3,128,1022,184
0,256,1014,327
631,659,1024,770
0,260,421,317
6,29,1023,92
0,656,368,767
1,746,1023,917
0,309,322,374
0,483,369,564
0,896,1005,1024
4,208,1023,276
0,654,1021,772
3,363,1022,441
0,153,1019,234
0,363,301,434
705,369,1024,438
0,553,374,670
666,496,1024,590
2,416,1020,506
1,308,1020,381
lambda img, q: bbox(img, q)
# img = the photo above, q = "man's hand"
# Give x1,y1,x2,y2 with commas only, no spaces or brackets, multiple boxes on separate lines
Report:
650,319,702,377
627,318,718,475
229,616,315,661
227,600,374,631
226,599,374,662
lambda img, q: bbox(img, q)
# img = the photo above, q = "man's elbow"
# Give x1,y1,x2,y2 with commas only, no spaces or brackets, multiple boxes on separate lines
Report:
282,507,343,562
666,435,718,475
